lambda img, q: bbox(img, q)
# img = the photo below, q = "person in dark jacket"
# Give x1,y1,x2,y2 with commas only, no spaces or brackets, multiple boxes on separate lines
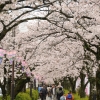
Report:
57,87,64,100
40,85,47,100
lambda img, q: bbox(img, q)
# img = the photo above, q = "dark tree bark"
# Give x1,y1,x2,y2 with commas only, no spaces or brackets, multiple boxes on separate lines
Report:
68,77,77,93
14,77,30,98
96,68,100,100
88,77,96,100
79,72,88,98
61,77,70,90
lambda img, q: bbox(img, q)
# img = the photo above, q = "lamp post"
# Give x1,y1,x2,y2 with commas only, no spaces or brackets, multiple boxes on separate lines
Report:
7,50,16,100
11,27,16,100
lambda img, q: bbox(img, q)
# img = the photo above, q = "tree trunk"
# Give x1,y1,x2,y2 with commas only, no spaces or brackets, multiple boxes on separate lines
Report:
61,77,70,89
72,84,76,93
14,77,30,98
68,77,77,93
89,81,93,100
89,77,96,100
96,68,100,100
7,77,11,95
80,72,86,98
80,87,86,98
2,85,6,100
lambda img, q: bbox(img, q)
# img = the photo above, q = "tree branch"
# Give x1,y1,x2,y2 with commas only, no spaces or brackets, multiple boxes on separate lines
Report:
0,1,12,12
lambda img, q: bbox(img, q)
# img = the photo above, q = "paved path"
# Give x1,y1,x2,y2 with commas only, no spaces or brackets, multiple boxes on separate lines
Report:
38,96,51,100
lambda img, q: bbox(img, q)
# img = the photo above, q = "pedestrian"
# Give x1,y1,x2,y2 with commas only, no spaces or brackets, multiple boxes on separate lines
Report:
40,85,47,100
38,84,43,98
48,88,52,100
60,93,65,100
52,84,57,100
57,87,64,100
66,90,74,100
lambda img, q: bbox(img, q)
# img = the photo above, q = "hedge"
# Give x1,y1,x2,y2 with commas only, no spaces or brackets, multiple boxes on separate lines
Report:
0,89,39,100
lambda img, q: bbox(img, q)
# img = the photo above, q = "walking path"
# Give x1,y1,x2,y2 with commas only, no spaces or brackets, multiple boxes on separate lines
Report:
38,96,50,100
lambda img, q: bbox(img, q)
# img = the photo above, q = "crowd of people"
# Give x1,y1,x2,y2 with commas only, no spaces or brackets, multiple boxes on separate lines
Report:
38,84,74,100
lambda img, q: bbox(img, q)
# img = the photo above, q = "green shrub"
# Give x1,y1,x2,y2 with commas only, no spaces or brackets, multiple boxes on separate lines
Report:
0,89,39,100
0,96,2,100
7,95,11,100
32,89,39,100
0,95,10,100
15,92,31,100
26,89,39,100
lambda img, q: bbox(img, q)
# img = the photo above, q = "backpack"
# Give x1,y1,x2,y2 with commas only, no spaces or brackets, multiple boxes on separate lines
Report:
67,94,72,99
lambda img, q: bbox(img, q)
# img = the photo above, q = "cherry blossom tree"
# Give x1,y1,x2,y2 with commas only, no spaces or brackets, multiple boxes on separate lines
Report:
29,0,100,99
0,0,59,40
0,0,100,99
0,19,85,97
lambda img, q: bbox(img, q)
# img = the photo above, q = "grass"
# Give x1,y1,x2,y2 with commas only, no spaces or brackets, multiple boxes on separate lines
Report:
64,89,89,100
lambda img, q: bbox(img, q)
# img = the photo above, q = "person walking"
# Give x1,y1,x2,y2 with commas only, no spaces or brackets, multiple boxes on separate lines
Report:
38,84,43,98
40,85,47,100
60,93,65,100
66,91,74,100
56,87,64,100
52,84,57,100
47,88,52,100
